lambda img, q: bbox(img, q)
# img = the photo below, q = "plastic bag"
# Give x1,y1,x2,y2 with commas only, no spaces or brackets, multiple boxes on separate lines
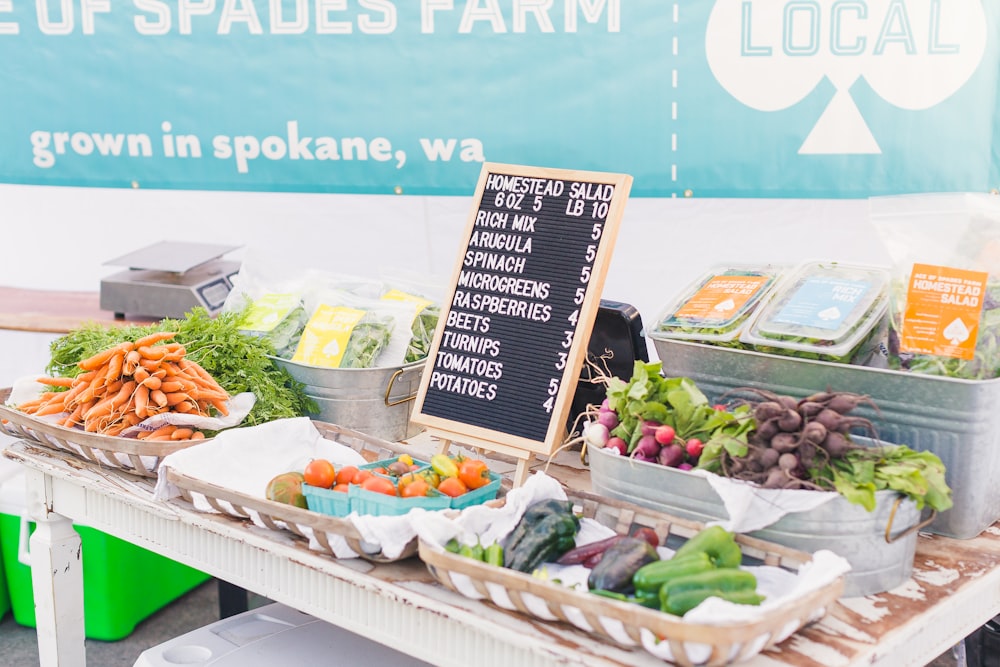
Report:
379,271,447,363
870,193,1000,379
291,290,417,369
225,250,385,359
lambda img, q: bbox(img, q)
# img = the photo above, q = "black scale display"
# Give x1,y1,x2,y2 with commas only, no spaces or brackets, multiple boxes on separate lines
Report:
412,163,632,472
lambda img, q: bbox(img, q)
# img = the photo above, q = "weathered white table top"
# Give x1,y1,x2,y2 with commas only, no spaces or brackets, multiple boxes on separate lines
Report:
5,439,998,667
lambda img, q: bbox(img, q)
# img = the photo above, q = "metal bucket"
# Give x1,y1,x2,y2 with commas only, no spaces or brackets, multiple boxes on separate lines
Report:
272,358,426,442
589,444,925,597
649,336,1000,539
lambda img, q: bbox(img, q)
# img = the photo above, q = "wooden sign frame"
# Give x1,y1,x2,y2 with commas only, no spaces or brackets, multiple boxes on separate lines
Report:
411,163,632,484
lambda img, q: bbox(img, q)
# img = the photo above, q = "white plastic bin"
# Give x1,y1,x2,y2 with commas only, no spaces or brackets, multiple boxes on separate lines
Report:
134,602,433,667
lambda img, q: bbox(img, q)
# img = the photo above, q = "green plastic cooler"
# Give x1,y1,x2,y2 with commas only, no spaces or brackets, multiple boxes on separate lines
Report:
0,454,15,622
0,467,210,641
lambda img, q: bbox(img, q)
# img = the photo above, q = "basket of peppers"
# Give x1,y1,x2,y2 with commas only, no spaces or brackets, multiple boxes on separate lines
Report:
417,483,847,667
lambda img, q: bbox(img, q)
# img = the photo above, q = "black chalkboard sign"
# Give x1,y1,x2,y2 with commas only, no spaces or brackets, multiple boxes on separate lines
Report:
411,163,632,464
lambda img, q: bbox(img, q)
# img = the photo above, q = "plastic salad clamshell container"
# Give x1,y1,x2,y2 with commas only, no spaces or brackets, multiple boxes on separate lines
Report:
738,261,891,364
648,264,784,346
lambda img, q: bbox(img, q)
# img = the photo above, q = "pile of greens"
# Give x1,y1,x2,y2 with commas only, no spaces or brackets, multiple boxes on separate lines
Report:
604,361,755,454
46,307,317,427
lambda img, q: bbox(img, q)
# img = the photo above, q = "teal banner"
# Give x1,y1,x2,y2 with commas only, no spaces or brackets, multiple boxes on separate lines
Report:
1,0,997,197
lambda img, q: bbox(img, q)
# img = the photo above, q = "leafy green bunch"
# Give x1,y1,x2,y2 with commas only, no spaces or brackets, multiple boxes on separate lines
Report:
605,361,755,453
46,307,317,427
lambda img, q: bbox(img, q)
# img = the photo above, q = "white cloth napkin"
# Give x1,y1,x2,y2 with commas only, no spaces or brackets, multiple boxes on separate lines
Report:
679,468,839,533
153,417,367,503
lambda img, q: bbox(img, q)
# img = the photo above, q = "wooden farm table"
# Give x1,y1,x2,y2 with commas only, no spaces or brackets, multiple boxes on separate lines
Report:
0,287,156,333
4,438,999,667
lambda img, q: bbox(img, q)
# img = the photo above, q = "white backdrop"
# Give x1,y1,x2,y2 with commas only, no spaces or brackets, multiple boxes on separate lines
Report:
0,183,890,382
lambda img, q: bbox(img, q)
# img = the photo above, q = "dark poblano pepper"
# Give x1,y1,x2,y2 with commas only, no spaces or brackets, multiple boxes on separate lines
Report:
506,511,580,573
501,498,577,565
586,537,659,594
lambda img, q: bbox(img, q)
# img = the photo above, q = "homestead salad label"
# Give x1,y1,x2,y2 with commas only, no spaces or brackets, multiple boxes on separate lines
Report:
674,274,772,321
412,163,632,456
900,263,989,360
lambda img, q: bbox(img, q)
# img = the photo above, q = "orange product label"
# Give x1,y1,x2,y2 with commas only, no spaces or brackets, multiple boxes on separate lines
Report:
674,275,770,321
899,263,988,361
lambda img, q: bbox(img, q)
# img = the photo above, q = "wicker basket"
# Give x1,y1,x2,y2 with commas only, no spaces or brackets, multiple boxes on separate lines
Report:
419,487,844,667
165,421,463,562
0,387,202,477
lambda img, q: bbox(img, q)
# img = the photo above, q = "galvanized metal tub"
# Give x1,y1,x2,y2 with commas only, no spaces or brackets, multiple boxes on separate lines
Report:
272,358,426,442
588,444,921,597
648,337,1000,540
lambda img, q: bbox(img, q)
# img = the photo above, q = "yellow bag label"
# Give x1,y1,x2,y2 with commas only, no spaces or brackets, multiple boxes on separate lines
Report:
381,288,433,313
674,275,770,320
240,293,300,332
291,305,366,368
899,263,988,361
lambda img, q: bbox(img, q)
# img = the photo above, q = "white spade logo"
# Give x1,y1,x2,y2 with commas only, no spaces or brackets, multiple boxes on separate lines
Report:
943,317,971,345
322,340,342,357
714,298,737,312
705,0,988,154
818,306,842,321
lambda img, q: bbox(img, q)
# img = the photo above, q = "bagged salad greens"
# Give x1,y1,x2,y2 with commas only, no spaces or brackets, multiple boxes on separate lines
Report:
378,271,446,364
871,193,1000,379
291,290,420,369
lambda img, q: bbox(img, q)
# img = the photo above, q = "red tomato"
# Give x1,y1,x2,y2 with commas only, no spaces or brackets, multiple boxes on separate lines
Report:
361,476,397,496
438,476,468,498
336,466,359,486
458,459,491,490
303,459,337,489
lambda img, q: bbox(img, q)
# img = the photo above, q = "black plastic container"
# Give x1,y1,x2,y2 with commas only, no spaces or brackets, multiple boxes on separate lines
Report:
567,299,647,433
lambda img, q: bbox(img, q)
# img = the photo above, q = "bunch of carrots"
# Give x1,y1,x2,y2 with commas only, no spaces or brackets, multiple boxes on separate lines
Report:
15,331,230,441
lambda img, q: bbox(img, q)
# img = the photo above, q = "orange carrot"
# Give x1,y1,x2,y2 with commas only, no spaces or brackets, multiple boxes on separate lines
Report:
35,376,75,388
150,389,168,408
134,384,149,418
170,427,194,440
133,331,177,348
79,342,133,372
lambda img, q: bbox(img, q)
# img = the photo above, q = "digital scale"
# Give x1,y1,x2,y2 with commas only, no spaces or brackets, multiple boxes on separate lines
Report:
99,241,242,319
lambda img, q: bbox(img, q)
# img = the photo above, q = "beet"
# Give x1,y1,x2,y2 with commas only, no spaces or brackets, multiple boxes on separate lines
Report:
758,447,780,469
821,431,852,458
812,408,843,433
801,421,828,445
777,409,803,433
770,432,799,453
825,392,878,415
753,401,784,423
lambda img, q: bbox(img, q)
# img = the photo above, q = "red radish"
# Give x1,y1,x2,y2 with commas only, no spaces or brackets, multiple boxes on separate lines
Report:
640,420,661,437
685,438,704,458
605,437,627,455
678,462,694,471
657,443,684,467
634,435,661,459
654,424,676,445
596,409,619,430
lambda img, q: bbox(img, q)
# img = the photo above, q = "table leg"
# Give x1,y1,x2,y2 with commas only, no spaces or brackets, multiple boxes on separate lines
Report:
25,469,86,667
217,579,250,618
